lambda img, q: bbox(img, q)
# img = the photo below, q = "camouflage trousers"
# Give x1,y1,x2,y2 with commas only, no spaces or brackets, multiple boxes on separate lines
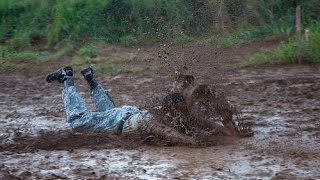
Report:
62,84,154,132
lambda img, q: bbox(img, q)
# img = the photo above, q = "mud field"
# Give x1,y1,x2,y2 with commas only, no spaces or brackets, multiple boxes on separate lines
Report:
1,39,320,179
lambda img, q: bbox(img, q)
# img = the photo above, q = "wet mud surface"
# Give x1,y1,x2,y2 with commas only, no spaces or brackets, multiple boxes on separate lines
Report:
1,40,320,179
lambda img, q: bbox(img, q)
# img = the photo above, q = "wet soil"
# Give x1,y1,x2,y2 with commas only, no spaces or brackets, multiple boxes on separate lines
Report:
1,38,320,179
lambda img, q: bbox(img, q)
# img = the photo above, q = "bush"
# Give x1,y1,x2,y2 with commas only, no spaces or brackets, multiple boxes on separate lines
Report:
78,45,99,58
120,35,138,46
0,0,319,52
275,26,320,63
306,26,320,62
238,26,320,67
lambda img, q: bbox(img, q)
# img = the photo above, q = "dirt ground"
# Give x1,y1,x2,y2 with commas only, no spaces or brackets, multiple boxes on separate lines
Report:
1,38,320,179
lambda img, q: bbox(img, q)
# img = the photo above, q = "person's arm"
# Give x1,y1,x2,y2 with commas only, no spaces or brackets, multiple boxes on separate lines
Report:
149,122,197,145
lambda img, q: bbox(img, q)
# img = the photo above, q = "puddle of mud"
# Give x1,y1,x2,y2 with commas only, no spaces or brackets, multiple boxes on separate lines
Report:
1,140,319,179
1,102,320,179
0,118,68,147
1,62,320,179
0,148,179,179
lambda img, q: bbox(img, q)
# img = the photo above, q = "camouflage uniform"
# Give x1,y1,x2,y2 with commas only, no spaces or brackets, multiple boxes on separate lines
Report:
62,84,154,132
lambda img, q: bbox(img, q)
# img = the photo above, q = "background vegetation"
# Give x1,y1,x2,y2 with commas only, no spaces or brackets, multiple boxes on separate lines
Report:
238,26,320,67
0,0,319,68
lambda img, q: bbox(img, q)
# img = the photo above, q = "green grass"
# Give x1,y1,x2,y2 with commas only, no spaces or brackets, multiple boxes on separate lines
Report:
0,0,200,48
0,46,47,61
173,35,196,44
3,0,318,49
119,35,138,46
236,26,320,67
78,45,99,59
0,62,26,73
0,0,319,65
306,26,320,62
0,45,71,61
71,45,99,66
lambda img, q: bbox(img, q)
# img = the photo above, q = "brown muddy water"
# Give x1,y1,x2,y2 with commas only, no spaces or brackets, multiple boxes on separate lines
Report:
1,64,320,179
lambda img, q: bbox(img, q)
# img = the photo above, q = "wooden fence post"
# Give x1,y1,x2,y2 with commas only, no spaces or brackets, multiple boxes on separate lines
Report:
296,5,302,64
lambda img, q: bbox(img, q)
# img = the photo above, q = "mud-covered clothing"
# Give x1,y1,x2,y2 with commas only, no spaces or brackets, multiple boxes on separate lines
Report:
62,84,154,132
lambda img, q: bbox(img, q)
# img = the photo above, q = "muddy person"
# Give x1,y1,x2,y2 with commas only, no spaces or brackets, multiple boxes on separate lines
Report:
46,66,198,145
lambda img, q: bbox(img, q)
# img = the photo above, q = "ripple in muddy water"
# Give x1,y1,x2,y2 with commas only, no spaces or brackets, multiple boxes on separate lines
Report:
1,149,180,179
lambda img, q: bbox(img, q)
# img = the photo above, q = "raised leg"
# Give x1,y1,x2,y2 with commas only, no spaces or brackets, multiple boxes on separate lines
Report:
81,67,116,112
46,66,87,124
62,86,88,124
91,83,116,112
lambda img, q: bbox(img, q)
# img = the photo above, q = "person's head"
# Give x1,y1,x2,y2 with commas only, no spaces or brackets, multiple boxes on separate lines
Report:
173,70,195,90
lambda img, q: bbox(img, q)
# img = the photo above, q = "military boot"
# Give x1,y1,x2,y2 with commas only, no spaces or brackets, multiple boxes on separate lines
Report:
81,67,98,90
46,66,74,87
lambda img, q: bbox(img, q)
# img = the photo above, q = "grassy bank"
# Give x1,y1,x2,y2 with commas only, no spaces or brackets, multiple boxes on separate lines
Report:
0,0,319,72
237,26,320,67
2,0,315,49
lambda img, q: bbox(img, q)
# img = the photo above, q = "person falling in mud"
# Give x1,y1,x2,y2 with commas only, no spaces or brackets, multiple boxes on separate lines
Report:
46,66,202,145
160,71,241,137
46,67,243,145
